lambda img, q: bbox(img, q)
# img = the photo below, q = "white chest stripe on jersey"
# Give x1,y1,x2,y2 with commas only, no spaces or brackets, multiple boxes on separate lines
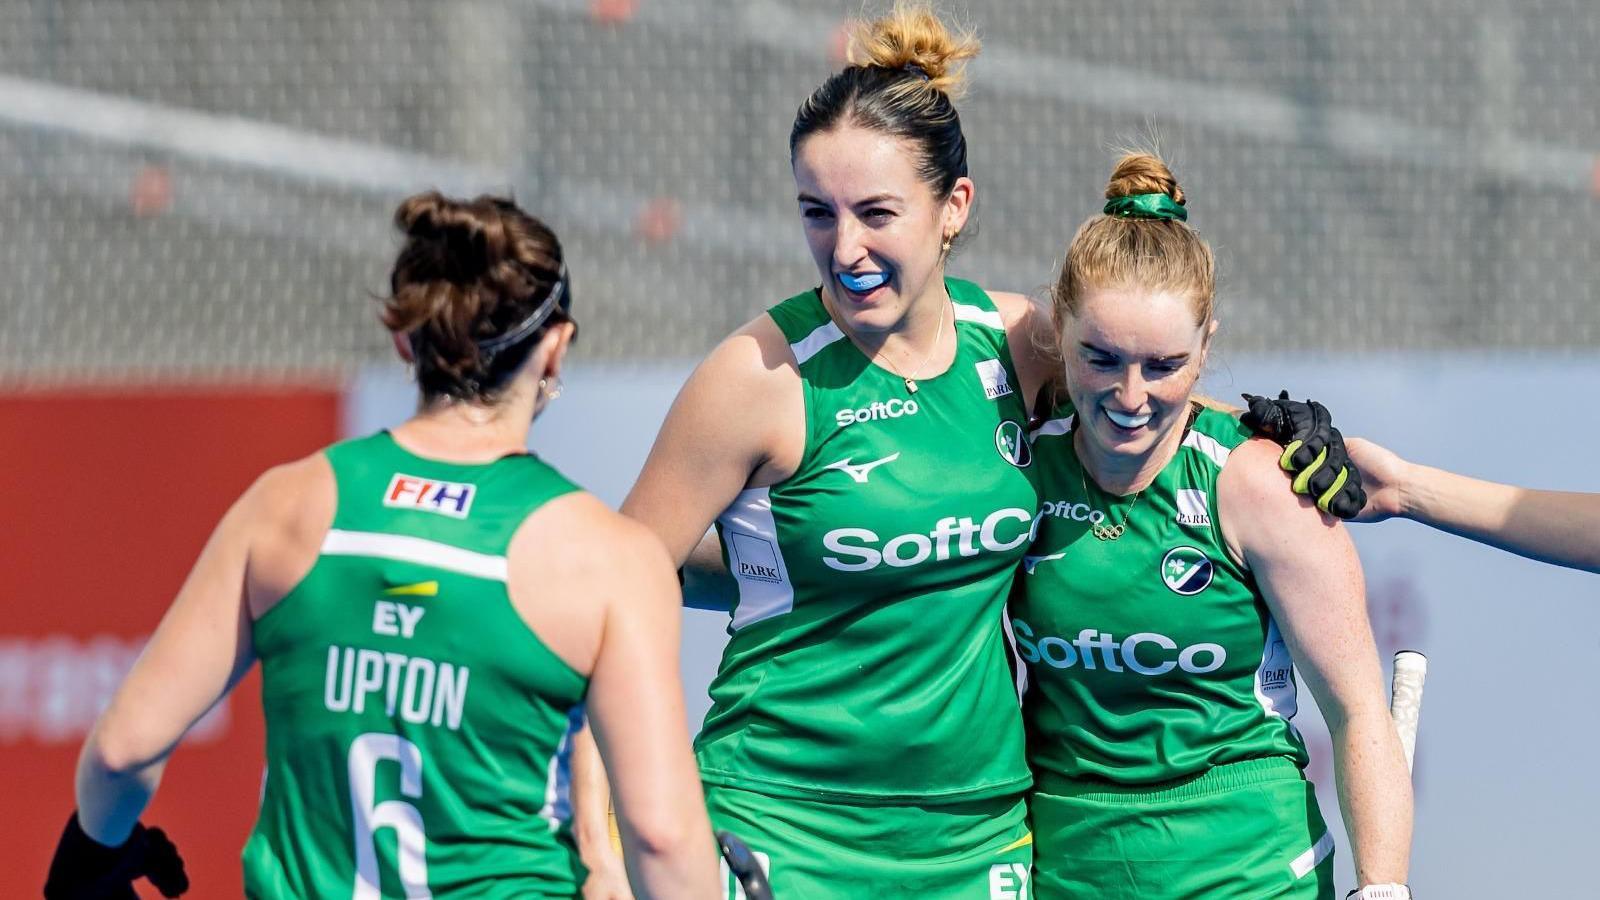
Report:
823,453,900,483
789,320,845,365
951,302,1004,330
1181,429,1231,469
320,530,508,582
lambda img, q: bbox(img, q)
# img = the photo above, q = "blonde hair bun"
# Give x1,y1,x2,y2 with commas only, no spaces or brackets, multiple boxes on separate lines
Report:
847,1,980,100
1104,152,1185,206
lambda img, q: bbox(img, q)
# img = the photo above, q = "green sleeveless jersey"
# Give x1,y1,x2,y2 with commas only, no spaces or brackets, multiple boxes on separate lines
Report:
242,432,589,899
1013,405,1308,790
696,279,1039,803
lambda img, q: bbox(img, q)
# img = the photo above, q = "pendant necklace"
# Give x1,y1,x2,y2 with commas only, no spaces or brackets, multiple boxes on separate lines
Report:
1073,404,1199,541
1074,417,1142,542
1079,463,1143,541
890,300,947,394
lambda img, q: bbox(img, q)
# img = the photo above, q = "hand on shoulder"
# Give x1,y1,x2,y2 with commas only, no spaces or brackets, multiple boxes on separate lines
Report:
1216,438,1342,566
987,289,1059,414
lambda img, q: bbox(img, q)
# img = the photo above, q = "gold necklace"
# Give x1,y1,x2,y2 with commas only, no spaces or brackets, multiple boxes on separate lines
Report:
1078,463,1142,540
886,300,947,394
1073,403,1200,541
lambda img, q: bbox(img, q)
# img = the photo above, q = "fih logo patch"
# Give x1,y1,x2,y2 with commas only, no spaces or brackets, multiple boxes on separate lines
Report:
1161,546,1214,595
994,420,1032,468
975,358,1014,400
384,474,476,519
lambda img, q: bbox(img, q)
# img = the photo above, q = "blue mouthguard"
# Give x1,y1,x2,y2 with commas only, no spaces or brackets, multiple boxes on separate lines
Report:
837,271,888,292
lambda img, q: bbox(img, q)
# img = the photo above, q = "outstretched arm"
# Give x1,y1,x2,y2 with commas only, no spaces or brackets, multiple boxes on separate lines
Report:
1220,439,1412,889
1348,437,1600,573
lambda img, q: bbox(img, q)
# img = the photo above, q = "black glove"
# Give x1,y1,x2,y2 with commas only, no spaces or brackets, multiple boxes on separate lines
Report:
1239,391,1367,520
45,812,189,899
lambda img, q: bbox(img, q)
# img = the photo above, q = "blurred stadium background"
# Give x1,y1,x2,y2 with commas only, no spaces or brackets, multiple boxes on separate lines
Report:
3,1,1597,896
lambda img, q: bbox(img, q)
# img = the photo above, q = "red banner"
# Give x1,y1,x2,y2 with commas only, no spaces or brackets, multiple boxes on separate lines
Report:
0,388,339,898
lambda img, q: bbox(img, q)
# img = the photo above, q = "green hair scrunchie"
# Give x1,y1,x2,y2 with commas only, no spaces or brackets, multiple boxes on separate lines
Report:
1103,193,1188,222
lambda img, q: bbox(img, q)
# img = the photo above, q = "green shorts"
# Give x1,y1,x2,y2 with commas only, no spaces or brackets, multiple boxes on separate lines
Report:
705,784,1033,899
1031,757,1334,899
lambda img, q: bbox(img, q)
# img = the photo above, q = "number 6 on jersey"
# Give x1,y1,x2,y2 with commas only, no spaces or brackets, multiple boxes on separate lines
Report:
349,733,432,898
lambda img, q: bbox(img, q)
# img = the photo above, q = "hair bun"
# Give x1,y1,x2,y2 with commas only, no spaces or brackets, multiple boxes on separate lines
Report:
848,1,981,100
395,191,497,283
1104,152,1185,207
384,191,566,402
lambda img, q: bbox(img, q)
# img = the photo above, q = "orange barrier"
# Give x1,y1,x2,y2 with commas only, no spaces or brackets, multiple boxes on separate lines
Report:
0,388,339,898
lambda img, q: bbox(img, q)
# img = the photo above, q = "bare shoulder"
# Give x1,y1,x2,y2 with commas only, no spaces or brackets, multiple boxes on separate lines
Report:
673,312,803,435
1218,439,1316,513
507,491,678,675
515,491,674,579
694,312,800,386
651,311,806,489
1217,438,1340,561
242,451,335,612
987,290,1047,331
245,452,335,521
510,492,679,612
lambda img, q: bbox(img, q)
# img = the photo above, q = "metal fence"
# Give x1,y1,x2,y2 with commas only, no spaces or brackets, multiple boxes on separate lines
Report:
3,0,1598,382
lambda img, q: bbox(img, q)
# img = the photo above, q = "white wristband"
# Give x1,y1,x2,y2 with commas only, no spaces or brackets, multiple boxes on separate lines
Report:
1348,885,1411,900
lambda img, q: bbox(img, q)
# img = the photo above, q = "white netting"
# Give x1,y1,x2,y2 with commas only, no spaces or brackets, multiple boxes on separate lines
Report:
2,0,1597,382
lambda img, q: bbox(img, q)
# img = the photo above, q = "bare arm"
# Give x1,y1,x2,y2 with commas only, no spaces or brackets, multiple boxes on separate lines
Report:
1220,439,1412,887
681,529,737,611
568,317,797,875
512,496,717,898
74,466,289,844
570,724,633,900
621,316,802,564
1349,437,1600,573
584,519,719,899
572,319,796,891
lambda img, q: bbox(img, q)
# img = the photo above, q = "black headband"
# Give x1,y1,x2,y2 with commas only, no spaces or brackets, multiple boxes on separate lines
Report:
476,263,571,356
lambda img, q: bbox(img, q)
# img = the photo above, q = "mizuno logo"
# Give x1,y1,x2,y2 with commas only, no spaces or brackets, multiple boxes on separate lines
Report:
824,453,900,484
1021,552,1064,575
383,581,439,598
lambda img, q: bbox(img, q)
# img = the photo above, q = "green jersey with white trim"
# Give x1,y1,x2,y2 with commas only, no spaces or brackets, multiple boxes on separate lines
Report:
242,432,589,899
1013,405,1309,789
696,278,1039,804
